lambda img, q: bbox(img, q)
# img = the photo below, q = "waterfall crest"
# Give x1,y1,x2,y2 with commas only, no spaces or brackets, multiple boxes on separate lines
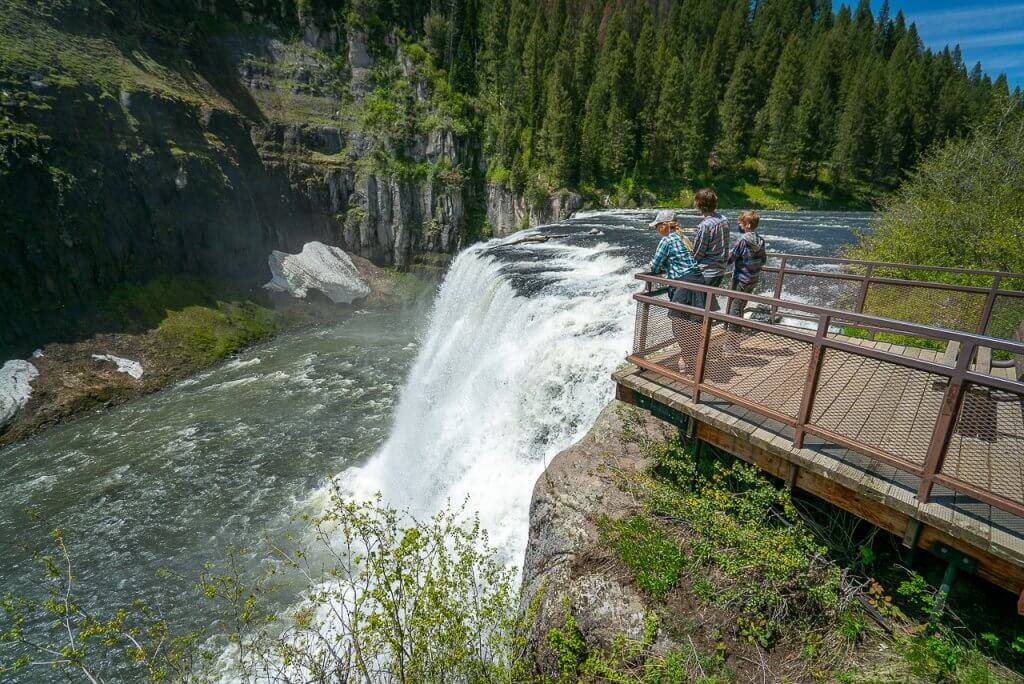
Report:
344,234,639,562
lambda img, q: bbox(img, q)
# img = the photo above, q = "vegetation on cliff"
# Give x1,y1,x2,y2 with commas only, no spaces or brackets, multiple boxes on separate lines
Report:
537,408,1020,683
850,106,1024,277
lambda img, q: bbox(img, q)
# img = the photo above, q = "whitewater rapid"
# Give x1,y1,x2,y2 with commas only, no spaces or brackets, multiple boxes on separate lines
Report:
339,232,638,564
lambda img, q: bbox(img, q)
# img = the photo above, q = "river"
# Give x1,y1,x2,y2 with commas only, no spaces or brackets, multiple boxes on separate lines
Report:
0,209,873,679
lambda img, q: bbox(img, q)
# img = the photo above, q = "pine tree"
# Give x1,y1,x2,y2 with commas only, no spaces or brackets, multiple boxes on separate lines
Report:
650,55,691,175
764,34,804,185
718,46,758,170
540,48,578,185
682,60,718,177
792,35,838,179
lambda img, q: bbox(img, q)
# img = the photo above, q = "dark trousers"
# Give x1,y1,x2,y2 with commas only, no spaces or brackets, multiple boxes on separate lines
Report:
726,278,757,332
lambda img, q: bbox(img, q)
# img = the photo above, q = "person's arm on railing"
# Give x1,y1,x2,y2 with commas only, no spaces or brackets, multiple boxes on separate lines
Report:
649,236,670,275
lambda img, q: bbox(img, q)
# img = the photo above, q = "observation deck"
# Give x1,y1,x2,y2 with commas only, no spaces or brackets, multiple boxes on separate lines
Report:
614,254,1024,608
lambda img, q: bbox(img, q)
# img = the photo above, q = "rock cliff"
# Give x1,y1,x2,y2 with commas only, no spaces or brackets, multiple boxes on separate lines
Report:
520,400,682,677
1,6,577,358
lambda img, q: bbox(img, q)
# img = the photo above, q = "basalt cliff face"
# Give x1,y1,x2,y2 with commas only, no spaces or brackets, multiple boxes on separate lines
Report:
0,5,578,358
520,400,682,676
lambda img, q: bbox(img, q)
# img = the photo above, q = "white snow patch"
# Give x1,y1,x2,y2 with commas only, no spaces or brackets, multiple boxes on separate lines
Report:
92,354,144,379
264,241,371,304
1,360,39,426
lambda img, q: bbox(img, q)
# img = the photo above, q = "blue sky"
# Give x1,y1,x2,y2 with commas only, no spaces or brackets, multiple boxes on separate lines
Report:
868,1,1024,88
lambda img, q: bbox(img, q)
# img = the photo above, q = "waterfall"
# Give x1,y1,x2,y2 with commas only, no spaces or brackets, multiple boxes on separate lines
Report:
343,233,639,563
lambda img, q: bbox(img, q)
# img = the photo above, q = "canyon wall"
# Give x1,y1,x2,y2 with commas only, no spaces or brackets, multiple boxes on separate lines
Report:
0,9,577,358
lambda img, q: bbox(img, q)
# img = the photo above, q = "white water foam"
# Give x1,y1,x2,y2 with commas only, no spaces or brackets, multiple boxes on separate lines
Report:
337,235,638,563
760,233,823,251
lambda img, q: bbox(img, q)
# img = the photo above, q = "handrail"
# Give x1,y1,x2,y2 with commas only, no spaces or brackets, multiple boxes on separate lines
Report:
681,253,1024,337
635,273,1024,354
629,271,1024,520
766,252,1024,281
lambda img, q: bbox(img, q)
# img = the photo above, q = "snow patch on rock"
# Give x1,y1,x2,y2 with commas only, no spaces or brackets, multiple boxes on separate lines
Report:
1,360,39,427
92,354,144,379
264,242,371,304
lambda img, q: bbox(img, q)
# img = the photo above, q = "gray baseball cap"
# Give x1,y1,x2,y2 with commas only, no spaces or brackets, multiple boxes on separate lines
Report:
648,209,676,227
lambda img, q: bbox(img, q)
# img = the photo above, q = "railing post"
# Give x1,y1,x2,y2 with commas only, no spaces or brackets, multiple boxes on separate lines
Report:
770,256,787,324
793,314,829,449
690,289,714,404
917,340,974,505
637,301,650,354
977,274,1002,335
854,264,874,314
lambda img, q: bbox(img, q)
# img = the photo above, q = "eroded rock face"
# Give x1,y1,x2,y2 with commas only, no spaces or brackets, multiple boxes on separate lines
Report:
486,184,583,237
520,400,680,676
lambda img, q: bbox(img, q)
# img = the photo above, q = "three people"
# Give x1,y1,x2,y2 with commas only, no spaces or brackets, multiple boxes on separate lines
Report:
647,189,768,362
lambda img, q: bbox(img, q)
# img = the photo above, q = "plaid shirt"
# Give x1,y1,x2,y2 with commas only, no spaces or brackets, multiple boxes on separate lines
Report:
650,232,699,280
728,233,767,285
691,213,730,279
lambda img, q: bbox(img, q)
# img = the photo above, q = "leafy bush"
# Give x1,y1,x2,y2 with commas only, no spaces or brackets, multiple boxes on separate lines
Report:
623,435,846,649
1,496,530,683
850,107,1024,280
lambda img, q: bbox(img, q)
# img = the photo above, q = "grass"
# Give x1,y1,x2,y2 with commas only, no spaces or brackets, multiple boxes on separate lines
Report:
614,164,875,211
572,410,1019,682
600,514,685,600
100,274,281,366
841,325,948,352
156,301,279,366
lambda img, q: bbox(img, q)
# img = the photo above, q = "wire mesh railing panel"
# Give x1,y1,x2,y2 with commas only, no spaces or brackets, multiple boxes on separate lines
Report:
701,324,812,418
808,348,948,467
862,283,987,332
632,302,704,380
986,294,1024,343
944,383,1024,507
778,272,861,312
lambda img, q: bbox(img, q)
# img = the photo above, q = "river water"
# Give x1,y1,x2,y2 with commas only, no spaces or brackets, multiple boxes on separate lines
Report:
0,209,872,677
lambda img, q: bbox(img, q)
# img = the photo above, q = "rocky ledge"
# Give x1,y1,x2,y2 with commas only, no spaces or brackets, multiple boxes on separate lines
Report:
0,252,417,446
520,400,680,676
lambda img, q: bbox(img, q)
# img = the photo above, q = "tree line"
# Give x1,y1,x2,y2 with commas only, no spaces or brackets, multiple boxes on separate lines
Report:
464,0,1021,194
56,0,1024,196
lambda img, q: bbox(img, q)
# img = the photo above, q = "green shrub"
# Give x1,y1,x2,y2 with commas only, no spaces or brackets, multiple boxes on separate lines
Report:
1,497,531,682
849,108,1024,281
601,514,685,600
622,432,846,649
156,302,278,365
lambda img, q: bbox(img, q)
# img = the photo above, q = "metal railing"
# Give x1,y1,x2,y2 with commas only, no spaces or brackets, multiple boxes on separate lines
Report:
758,253,1024,339
628,263,1024,519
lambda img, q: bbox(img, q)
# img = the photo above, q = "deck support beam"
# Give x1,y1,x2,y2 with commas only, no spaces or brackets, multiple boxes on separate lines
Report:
902,519,923,567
